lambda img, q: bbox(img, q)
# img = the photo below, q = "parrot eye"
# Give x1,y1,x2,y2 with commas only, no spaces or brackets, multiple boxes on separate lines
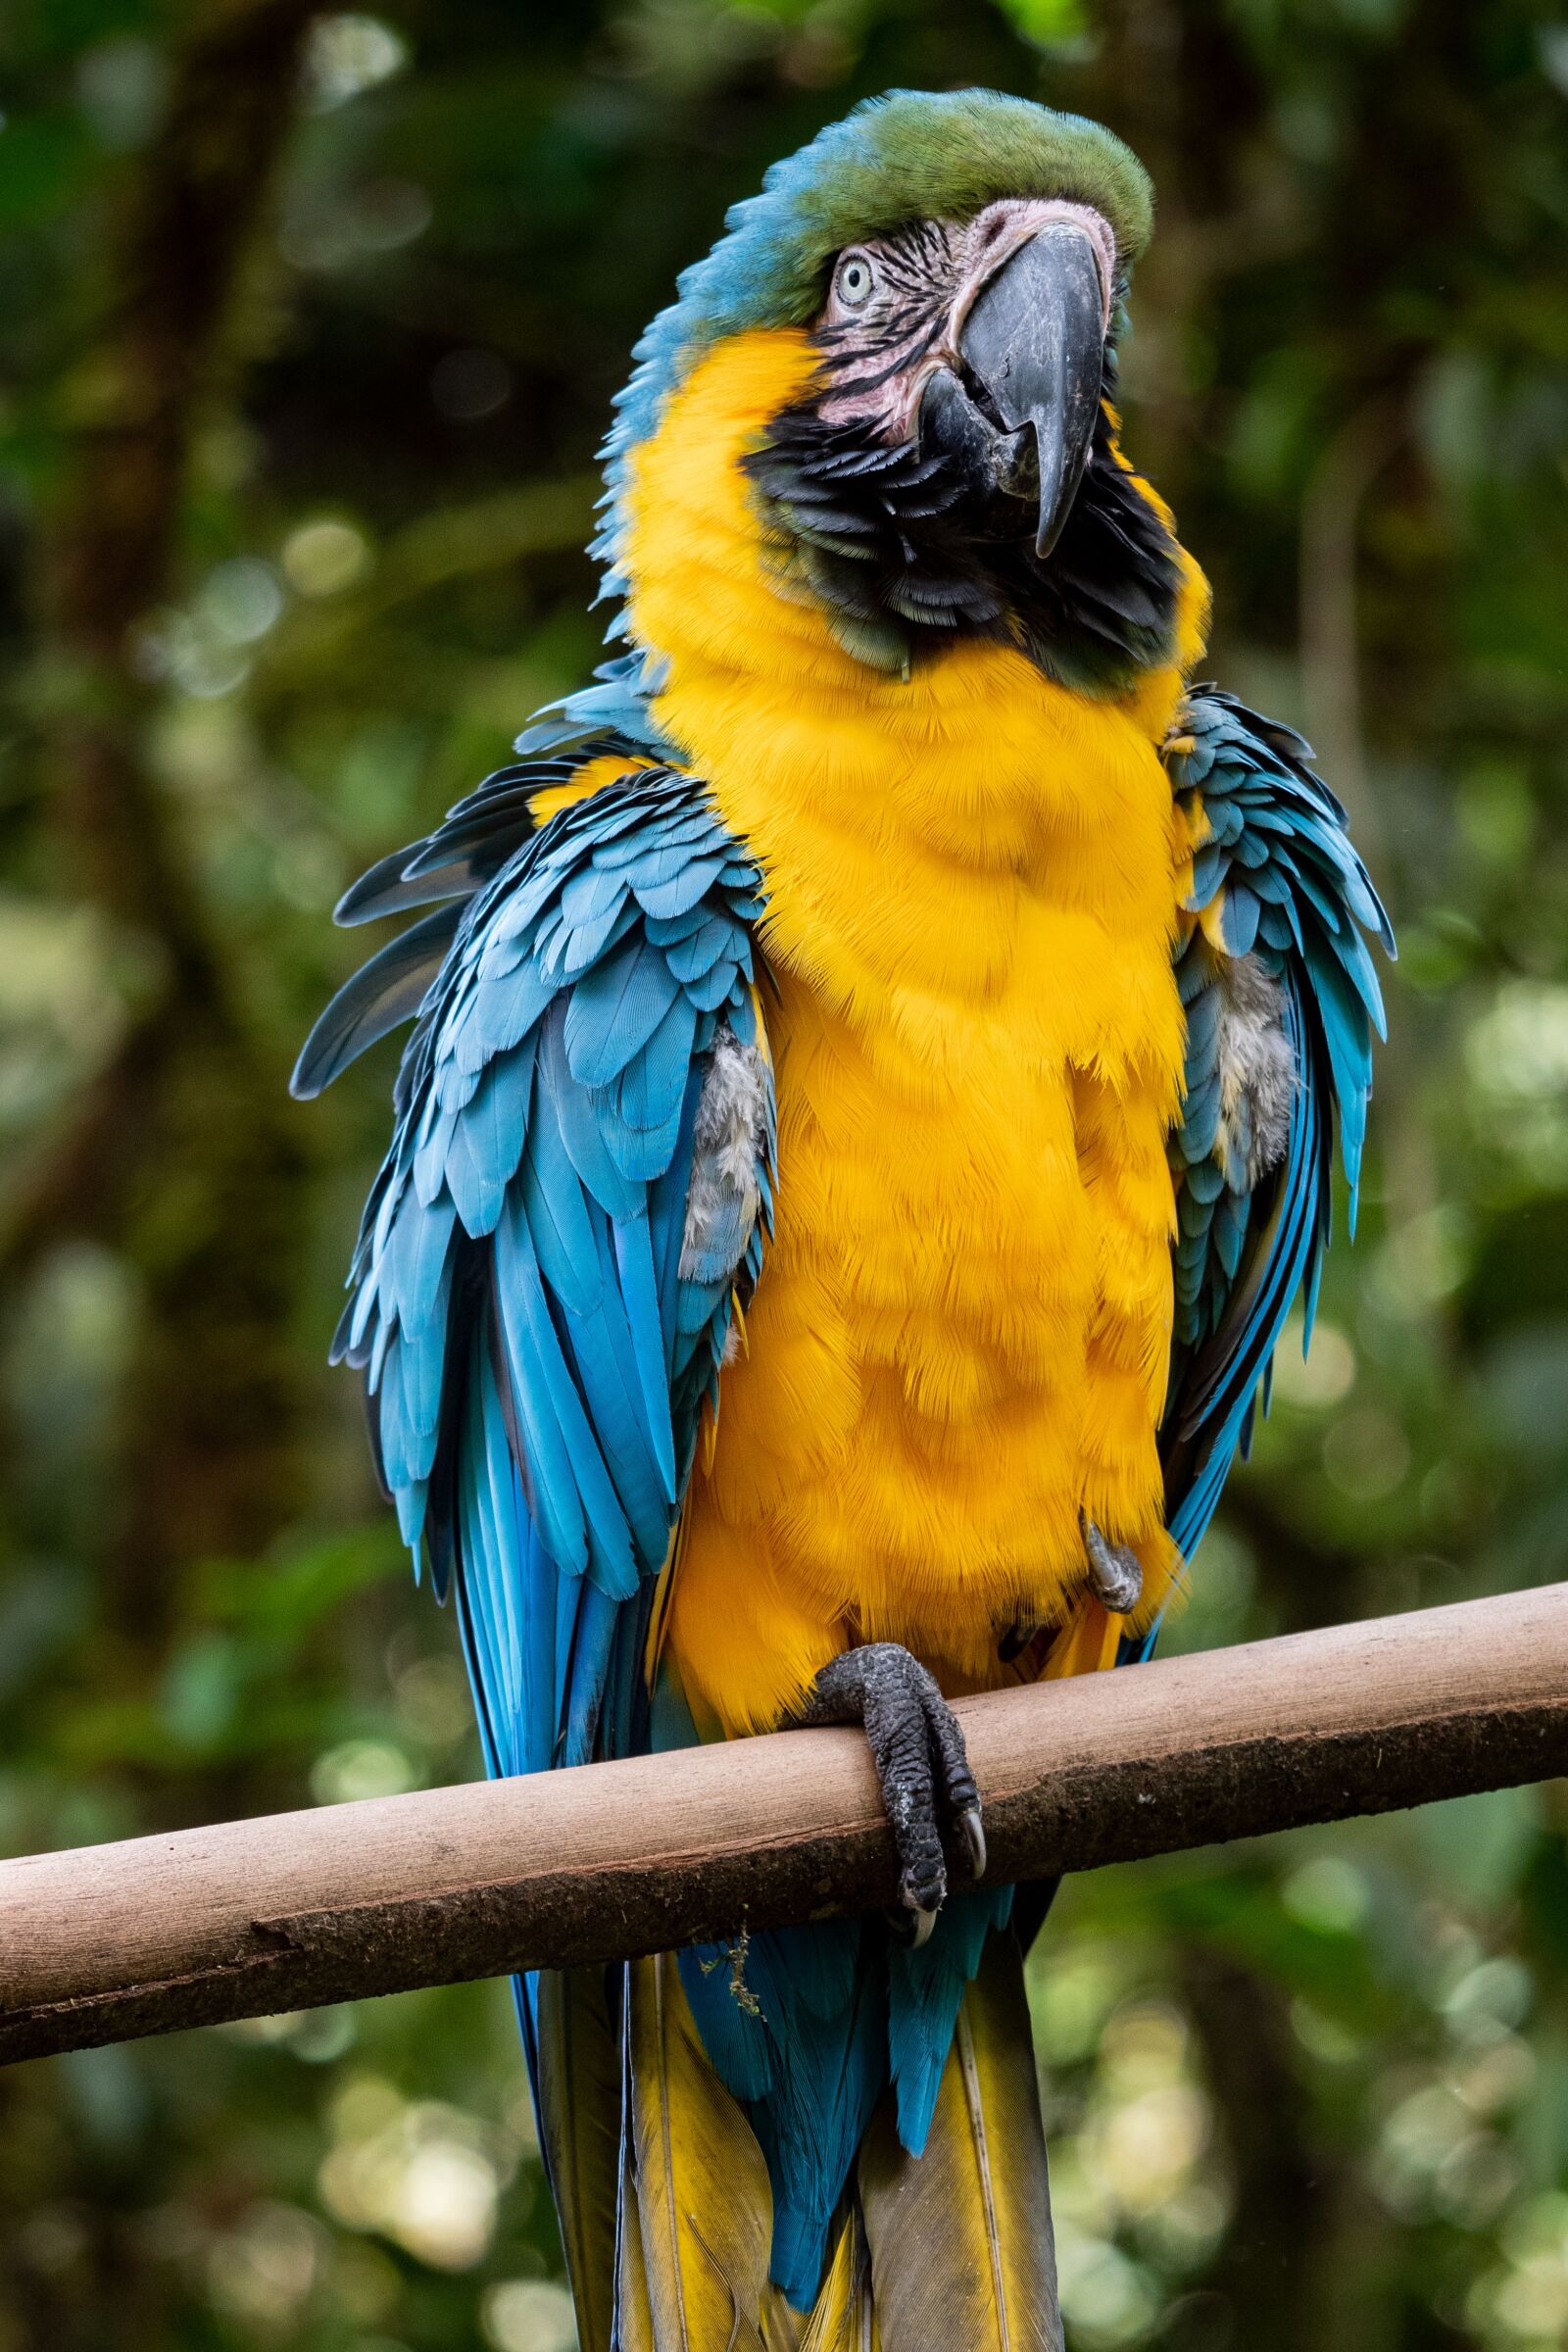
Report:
833,251,877,310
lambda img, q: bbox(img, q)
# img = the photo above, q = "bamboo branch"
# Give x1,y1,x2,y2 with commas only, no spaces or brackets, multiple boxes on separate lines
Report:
2,1585,1563,2068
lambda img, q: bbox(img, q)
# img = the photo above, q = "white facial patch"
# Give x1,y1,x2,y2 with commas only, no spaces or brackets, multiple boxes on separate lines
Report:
815,196,1117,444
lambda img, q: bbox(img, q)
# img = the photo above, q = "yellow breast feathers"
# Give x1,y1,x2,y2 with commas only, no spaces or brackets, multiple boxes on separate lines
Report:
622,330,1210,1738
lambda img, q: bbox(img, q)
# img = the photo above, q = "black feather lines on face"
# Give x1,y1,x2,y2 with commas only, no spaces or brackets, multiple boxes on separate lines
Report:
743,331,1184,695
814,219,956,409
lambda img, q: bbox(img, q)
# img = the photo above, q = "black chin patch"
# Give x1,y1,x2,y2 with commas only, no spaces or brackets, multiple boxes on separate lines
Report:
742,346,1184,694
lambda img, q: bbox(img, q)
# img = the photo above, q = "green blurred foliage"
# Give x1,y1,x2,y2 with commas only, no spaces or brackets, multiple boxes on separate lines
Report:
0,1,1566,2346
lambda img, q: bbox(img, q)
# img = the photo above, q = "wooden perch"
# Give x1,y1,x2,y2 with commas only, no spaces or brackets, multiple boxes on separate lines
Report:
1,1584,1564,2068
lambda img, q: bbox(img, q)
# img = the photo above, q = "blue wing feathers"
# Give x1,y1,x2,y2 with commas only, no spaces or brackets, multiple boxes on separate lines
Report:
607,995,700,1171
517,1117,603,1316
564,935,682,1089
537,1005,643,1221
302,742,772,1786
292,904,464,1101
1159,687,1393,1579
612,1215,679,1479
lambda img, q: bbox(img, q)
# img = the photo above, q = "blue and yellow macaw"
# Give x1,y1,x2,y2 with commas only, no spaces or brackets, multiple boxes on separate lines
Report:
296,88,1393,2352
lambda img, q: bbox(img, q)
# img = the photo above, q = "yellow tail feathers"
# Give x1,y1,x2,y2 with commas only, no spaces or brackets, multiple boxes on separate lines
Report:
615,2086,658,2352
569,1933,1056,2350
628,1950,776,2349
534,1968,622,2352
858,1936,1061,2352
799,2209,879,2352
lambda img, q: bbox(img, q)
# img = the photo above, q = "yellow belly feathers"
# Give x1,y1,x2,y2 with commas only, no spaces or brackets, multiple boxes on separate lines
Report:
622,330,1209,1738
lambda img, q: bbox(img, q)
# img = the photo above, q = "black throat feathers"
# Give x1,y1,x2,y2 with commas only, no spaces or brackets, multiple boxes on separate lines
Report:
743,347,1184,695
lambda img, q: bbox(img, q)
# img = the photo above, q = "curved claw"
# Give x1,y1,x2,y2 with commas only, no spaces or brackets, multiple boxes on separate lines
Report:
884,1901,941,1949
959,1804,988,1882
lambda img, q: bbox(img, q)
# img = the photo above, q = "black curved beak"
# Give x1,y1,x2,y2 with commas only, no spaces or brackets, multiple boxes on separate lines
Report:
933,223,1107,559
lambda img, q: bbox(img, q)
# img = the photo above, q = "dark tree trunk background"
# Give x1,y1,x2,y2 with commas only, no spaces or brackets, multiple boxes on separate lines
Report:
28,0,320,1635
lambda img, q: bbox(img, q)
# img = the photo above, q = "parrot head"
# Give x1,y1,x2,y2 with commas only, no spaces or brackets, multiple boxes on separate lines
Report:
808,192,1118,560
605,88,1190,693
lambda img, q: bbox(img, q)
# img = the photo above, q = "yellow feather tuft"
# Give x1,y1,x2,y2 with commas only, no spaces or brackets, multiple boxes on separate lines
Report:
643,1519,686,1691
1042,1595,1122,1680
1200,891,1232,954
528,752,660,824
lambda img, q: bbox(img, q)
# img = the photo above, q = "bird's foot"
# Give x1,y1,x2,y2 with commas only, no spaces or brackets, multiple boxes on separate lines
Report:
801,1643,985,1948
1080,1509,1143,1613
